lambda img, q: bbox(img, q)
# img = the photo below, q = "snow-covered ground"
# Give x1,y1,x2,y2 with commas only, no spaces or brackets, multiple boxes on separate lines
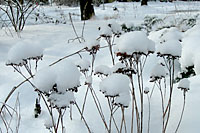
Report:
1,1,200,133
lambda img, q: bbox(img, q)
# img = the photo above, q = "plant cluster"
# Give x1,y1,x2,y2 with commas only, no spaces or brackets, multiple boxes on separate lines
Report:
0,18,192,133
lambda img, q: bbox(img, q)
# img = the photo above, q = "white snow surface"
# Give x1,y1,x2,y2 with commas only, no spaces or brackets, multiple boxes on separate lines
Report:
84,38,100,50
75,59,90,71
157,40,182,57
99,73,130,97
53,61,81,92
115,92,131,107
95,65,111,75
85,76,93,85
107,20,122,34
34,66,56,93
178,78,190,90
160,27,183,42
34,61,80,93
6,40,43,65
144,87,150,94
1,2,200,133
111,62,126,73
150,64,166,78
116,31,155,55
180,24,200,72
48,91,75,108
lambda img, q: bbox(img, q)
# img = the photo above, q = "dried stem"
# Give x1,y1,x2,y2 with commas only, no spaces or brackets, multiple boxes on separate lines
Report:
175,91,186,133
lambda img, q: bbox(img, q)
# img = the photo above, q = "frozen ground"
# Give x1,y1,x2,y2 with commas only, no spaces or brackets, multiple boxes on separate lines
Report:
0,1,200,133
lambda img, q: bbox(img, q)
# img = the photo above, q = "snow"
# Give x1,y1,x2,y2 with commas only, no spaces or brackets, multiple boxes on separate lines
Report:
116,31,155,55
150,63,166,81
53,61,81,92
34,66,56,93
75,59,90,71
48,91,75,108
111,62,126,73
115,92,131,107
99,23,113,37
99,73,130,97
144,87,150,94
85,76,93,85
1,1,200,133
6,40,43,65
156,40,182,57
180,24,200,71
84,38,100,50
178,78,190,90
160,27,183,43
107,20,122,35
34,61,80,93
95,65,111,76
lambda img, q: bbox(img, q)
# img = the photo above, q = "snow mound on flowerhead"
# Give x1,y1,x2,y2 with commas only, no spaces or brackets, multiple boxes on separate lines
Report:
6,41,43,65
111,62,126,73
180,25,200,70
44,116,55,129
85,76,92,85
34,67,56,93
160,27,183,42
149,27,183,44
178,78,190,90
157,40,182,57
48,91,75,108
183,24,200,38
99,23,113,37
144,87,150,94
114,92,131,108
150,64,166,81
53,61,81,92
116,31,155,55
84,38,100,50
75,59,90,71
107,20,122,35
34,61,81,93
99,73,130,97
95,65,111,76
99,20,121,36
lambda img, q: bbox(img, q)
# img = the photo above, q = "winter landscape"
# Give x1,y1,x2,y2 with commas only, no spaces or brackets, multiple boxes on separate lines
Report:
0,0,200,133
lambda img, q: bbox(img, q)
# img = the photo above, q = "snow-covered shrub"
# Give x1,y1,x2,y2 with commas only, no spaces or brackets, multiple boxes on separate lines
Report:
114,30,155,133
95,65,111,77
143,15,163,33
121,23,144,33
157,40,182,58
6,42,43,66
144,87,150,94
48,91,75,109
178,78,190,92
99,73,130,97
99,20,122,37
34,67,56,93
75,59,90,73
159,27,183,43
150,63,167,82
114,92,131,108
54,61,81,92
84,38,100,55
116,31,155,56
35,61,81,93
178,17,198,32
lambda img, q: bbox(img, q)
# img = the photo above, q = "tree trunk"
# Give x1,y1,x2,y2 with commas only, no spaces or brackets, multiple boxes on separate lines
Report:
141,0,148,6
80,0,95,20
